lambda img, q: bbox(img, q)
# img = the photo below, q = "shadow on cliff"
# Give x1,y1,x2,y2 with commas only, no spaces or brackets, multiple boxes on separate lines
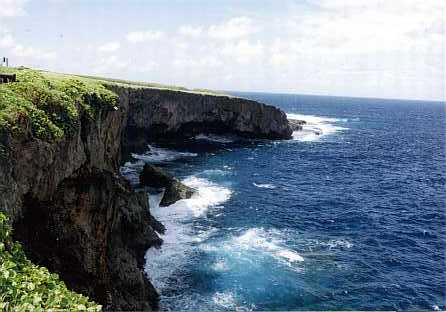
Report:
13,168,165,311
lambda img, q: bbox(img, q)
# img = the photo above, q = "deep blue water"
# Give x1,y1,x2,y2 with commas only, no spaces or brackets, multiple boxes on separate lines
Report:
122,93,446,311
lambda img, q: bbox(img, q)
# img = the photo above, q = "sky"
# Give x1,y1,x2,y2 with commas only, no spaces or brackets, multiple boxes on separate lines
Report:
0,0,444,101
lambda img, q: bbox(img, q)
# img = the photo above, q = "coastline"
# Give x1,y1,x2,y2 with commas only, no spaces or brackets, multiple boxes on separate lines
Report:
0,68,292,310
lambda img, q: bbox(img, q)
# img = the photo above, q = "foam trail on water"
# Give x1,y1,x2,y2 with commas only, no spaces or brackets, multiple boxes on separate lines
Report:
231,228,304,263
144,175,231,290
253,183,276,189
287,113,348,142
202,228,304,268
195,133,236,143
132,144,197,164
199,169,231,177
212,291,237,309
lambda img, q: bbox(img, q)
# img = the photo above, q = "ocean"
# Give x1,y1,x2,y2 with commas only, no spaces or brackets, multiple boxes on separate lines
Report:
121,93,446,311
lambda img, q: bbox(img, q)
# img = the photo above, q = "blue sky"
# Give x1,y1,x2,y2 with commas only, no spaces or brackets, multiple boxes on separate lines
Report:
0,0,444,101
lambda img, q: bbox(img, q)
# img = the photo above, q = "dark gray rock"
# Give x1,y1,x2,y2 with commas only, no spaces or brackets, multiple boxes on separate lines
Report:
14,168,164,311
140,164,195,206
289,119,306,131
109,87,293,153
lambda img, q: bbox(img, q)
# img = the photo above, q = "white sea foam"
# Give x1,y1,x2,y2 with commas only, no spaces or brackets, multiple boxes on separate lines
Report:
253,183,276,189
287,113,348,142
132,144,197,164
233,228,304,263
195,133,235,143
212,291,237,309
199,169,231,176
145,175,231,290
275,250,304,262
325,239,353,249
202,228,304,267
212,259,229,272
167,176,232,217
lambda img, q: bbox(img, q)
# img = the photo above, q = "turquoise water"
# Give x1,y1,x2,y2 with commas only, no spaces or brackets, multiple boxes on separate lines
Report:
122,93,446,311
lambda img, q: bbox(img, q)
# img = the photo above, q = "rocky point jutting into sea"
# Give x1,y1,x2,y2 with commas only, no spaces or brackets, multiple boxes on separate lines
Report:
0,70,293,311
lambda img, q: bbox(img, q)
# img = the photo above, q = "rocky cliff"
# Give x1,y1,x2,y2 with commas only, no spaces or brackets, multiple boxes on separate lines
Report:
111,86,292,153
0,79,292,310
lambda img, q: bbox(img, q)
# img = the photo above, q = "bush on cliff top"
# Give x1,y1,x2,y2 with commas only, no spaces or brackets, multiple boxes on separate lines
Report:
0,68,118,142
0,212,101,311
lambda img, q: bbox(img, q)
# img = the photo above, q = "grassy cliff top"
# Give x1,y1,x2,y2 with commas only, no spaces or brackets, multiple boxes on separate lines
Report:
0,67,119,142
41,69,227,96
0,67,228,143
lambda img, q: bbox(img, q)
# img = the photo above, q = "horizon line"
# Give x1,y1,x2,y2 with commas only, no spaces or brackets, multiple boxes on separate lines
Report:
6,65,444,104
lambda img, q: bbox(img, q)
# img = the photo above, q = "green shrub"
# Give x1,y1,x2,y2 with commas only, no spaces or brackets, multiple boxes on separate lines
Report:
0,68,118,142
0,212,101,311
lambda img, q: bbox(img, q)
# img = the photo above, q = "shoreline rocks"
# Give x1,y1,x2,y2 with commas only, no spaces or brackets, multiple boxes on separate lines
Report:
139,164,195,206
289,119,306,132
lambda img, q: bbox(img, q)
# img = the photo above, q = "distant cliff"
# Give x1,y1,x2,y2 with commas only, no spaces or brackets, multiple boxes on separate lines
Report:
0,69,292,310
111,86,292,153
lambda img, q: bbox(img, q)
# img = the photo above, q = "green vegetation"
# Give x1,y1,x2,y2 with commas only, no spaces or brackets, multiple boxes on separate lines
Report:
0,67,118,142
41,70,228,96
0,212,101,311
73,73,190,91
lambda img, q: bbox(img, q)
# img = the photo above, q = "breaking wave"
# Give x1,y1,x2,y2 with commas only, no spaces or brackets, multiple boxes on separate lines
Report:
132,144,197,163
144,175,232,290
253,183,276,189
195,133,236,144
287,113,348,142
225,228,304,264
202,228,304,268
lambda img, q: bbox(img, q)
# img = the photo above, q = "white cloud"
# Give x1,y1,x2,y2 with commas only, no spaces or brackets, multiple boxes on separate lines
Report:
261,0,445,100
12,44,56,59
178,25,202,37
136,60,158,72
0,0,27,18
173,56,222,69
93,54,128,74
221,40,264,64
208,17,259,40
97,41,120,53
0,29,56,60
285,0,445,54
0,30,14,47
126,30,163,43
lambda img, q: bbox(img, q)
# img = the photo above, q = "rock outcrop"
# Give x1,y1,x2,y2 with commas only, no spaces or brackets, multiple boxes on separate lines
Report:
139,164,195,206
289,119,306,131
14,168,164,311
110,87,292,153
0,85,292,310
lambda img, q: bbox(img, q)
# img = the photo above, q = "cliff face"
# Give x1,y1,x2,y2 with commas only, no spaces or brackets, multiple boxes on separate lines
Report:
111,87,292,152
0,99,163,310
0,101,123,220
0,85,291,310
